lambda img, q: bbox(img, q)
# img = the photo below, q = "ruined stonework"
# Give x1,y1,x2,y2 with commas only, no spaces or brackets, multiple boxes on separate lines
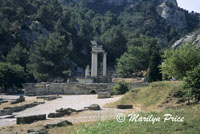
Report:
24,83,114,96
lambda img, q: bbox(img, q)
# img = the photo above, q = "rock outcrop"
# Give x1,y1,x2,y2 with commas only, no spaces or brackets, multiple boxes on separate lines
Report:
158,0,186,29
172,30,200,48
65,0,186,29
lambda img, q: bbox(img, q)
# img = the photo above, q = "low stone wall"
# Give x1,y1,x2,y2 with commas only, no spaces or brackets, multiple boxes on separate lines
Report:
24,82,114,96
0,102,44,116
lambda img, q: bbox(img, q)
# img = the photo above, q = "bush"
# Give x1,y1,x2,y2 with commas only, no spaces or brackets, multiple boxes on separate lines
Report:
0,62,27,92
161,44,200,80
113,81,129,94
183,64,200,102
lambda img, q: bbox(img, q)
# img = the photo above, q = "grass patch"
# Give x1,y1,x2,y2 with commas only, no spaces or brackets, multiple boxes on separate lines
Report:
49,81,197,134
73,104,200,134
106,81,182,111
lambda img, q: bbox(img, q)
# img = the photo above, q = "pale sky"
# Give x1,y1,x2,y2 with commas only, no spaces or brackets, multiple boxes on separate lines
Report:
177,0,200,13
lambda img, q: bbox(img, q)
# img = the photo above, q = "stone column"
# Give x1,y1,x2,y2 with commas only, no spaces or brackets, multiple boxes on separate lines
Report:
91,52,98,77
103,52,107,76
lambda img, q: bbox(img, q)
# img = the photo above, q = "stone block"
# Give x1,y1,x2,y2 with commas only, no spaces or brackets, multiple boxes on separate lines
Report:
48,112,65,118
35,114,46,120
16,114,46,124
11,96,25,104
98,92,111,99
0,100,8,104
117,105,133,109
44,120,72,129
87,104,101,110
27,128,47,134
17,116,35,124
0,109,13,116
55,108,76,115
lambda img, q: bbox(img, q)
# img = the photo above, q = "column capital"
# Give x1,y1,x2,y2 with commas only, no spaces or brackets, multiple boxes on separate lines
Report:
91,51,98,54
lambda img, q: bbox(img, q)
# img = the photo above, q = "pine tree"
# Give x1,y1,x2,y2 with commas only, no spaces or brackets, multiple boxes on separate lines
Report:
28,33,71,82
6,43,29,71
0,62,27,92
148,50,162,82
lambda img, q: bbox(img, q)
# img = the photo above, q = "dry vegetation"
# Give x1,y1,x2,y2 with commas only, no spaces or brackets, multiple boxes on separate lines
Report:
105,81,184,111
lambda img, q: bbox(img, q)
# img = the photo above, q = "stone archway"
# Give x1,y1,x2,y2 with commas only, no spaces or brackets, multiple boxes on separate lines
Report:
90,90,96,94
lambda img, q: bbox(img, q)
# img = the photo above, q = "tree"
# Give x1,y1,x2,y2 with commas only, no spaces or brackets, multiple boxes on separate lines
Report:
6,43,29,71
148,49,162,82
100,26,127,66
116,46,148,77
183,64,200,102
28,33,71,82
161,44,200,80
116,36,156,77
0,62,27,92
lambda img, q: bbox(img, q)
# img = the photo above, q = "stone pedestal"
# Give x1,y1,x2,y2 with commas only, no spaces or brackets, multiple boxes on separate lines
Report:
85,65,90,77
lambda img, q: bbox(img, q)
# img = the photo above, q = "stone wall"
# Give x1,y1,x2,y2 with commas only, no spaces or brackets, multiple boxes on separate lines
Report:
24,82,114,96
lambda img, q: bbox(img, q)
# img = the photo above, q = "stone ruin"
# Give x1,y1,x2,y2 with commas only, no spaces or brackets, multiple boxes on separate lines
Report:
82,41,111,83
24,41,113,96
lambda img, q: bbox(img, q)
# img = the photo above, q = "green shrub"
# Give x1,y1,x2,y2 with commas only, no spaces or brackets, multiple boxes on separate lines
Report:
0,62,27,92
113,81,129,94
161,44,200,80
183,64,200,102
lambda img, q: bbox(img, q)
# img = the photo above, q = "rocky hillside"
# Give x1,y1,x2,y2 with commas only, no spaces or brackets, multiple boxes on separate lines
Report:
0,0,200,82
63,0,186,29
172,29,200,48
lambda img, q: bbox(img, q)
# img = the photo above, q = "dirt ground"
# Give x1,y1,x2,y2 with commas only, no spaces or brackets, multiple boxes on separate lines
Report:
0,94,135,134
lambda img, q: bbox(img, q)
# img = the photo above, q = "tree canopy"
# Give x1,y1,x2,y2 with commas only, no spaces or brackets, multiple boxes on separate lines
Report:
28,33,71,82
161,44,200,80
0,62,27,92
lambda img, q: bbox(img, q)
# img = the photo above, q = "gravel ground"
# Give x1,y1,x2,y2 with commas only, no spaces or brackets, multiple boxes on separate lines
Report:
0,95,123,127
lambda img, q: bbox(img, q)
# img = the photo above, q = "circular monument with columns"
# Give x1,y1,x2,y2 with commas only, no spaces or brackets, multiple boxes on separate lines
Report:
84,41,110,83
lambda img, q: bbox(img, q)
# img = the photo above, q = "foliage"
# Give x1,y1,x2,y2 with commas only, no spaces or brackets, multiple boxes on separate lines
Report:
112,81,129,95
116,36,157,77
100,26,127,65
148,49,162,82
183,64,200,101
0,62,27,91
0,0,200,81
161,44,200,80
6,43,29,71
28,33,71,82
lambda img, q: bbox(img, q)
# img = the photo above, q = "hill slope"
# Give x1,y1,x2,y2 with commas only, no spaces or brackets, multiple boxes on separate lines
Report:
106,81,185,111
